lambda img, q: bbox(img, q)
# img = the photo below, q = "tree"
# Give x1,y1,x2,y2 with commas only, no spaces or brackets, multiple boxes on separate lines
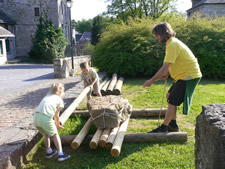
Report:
72,19,92,33
106,0,176,21
91,15,111,45
29,15,68,63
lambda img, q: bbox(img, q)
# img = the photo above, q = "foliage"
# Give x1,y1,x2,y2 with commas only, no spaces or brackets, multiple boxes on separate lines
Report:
106,0,176,22
72,19,93,33
93,15,225,79
22,78,225,169
91,15,112,45
29,15,68,63
93,18,164,77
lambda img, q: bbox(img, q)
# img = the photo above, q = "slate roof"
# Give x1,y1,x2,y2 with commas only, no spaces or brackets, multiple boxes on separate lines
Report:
0,26,15,38
0,10,16,25
79,32,92,42
187,0,225,11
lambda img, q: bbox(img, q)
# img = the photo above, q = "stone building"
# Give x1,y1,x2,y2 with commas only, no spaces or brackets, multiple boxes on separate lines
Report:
0,0,71,59
187,0,225,18
0,26,15,64
76,32,92,56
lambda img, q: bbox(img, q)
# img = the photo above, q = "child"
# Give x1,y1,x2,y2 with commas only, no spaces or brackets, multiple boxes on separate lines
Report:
33,83,70,162
80,62,102,100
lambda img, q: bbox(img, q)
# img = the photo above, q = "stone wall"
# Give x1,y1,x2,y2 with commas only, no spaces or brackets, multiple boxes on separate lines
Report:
195,103,225,169
53,55,91,78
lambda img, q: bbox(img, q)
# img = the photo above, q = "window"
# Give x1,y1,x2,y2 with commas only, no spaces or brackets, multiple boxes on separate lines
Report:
6,39,10,52
34,7,40,16
0,40,3,55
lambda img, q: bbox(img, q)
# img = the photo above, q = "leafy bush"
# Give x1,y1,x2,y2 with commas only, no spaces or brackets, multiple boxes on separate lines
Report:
93,18,164,77
93,15,225,79
29,15,68,63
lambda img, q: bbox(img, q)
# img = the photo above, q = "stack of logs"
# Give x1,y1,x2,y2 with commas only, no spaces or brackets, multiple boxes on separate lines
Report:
99,74,124,96
71,115,130,157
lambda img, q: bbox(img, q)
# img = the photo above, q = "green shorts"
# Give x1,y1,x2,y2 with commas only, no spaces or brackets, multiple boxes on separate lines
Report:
33,112,58,137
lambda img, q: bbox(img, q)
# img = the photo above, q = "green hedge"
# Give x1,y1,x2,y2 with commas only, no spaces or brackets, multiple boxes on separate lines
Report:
92,16,225,79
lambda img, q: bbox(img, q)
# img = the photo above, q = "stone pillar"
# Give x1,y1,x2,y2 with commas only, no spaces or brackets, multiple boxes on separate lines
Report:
195,103,225,169
53,55,91,78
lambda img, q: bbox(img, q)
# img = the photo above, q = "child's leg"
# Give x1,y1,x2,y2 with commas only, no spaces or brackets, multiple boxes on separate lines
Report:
87,93,91,100
53,133,63,153
44,135,51,151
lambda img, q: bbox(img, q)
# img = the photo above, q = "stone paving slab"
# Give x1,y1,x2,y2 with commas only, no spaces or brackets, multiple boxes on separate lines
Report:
0,63,105,168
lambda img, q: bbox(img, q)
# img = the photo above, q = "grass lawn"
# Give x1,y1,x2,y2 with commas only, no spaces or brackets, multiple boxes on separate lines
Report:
22,78,225,169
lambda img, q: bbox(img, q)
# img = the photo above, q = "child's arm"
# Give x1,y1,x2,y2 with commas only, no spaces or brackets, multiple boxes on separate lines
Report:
54,108,64,130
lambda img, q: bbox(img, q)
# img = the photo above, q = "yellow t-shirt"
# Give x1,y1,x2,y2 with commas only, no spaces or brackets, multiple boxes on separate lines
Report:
164,37,202,81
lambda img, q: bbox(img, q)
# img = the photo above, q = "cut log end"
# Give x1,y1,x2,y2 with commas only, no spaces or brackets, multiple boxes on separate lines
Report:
89,142,97,149
71,142,79,150
105,143,113,150
99,140,106,147
111,147,120,157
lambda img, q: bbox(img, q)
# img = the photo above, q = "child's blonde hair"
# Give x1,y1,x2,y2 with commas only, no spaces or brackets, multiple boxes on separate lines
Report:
49,83,64,95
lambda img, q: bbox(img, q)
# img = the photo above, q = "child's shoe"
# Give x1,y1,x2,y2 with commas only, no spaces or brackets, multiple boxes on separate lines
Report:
58,152,71,162
46,150,57,159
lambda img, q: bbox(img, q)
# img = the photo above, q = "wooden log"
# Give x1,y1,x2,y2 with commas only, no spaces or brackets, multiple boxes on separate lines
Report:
71,117,93,149
72,108,167,118
113,77,124,95
106,74,117,95
131,108,166,117
60,86,91,125
99,78,109,89
98,128,111,147
111,116,130,157
105,127,119,150
89,128,104,149
60,132,187,146
92,78,109,96
101,80,110,96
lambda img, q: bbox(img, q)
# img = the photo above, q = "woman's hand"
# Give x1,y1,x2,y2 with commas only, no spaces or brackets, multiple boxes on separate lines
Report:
143,79,153,88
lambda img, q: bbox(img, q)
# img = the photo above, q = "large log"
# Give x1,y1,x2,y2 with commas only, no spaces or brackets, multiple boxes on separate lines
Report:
71,117,93,149
106,74,117,95
113,77,124,95
98,128,111,147
72,108,167,118
60,86,91,125
92,78,109,96
89,128,103,149
131,108,166,117
59,132,188,146
101,80,110,96
111,116,130,157
105,126,119,150
99,78,109,89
